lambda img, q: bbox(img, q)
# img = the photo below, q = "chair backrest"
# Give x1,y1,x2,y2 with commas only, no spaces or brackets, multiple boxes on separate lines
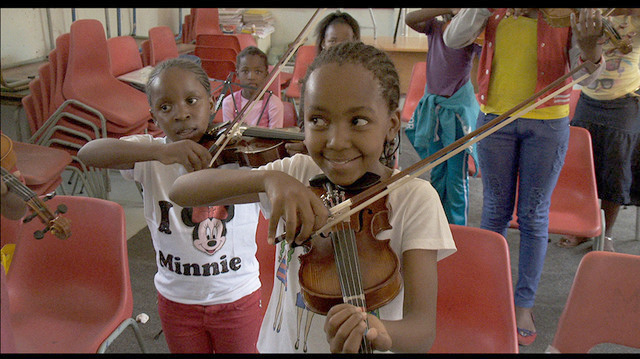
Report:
140,39,151,67
254,212,275,321
201,59,236,81
107,36,143,77
47,49,58,114
401,61,427,123
429,224,518,353
148,26,179,66
194,46,238,64
192,8,221,36
27,79,44,132
284,45,316,99
37,62,53,121
6,195,133,353
182,13,192,43
63,19,113,98
236,33,258,49
20,95,39,136
195,34,241,53
52,33,70,112
510,126,602,238
549,251,640,353
283,101,298,128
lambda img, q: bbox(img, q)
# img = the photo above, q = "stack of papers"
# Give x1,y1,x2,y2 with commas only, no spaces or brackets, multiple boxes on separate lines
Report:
219,8,244,33
241,9,275,38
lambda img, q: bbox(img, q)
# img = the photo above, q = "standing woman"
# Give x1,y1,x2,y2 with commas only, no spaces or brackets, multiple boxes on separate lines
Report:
562,9,640,251
443,8,605,346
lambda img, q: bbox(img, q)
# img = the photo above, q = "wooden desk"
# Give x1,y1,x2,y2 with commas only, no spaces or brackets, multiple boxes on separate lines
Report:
361,36,428,95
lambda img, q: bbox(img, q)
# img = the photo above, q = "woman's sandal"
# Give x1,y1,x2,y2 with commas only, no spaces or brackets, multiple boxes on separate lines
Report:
517,313,537,346
556,235,590,248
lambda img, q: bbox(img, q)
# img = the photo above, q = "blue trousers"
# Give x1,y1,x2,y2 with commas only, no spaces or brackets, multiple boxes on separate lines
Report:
477,113,570,308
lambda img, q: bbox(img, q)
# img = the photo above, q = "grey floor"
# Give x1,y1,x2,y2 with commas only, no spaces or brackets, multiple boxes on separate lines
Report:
92,128,639,354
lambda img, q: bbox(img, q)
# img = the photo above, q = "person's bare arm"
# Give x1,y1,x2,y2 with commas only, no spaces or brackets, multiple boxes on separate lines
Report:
405,8,458,33
78,138,211,172
170,167,329,244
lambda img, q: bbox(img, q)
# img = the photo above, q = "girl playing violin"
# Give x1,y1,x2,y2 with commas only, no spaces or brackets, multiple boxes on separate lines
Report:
78,58,264,353
169,42,456,353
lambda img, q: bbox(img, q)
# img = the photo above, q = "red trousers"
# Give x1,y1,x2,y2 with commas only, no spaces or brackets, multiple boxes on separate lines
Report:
157,289,262,353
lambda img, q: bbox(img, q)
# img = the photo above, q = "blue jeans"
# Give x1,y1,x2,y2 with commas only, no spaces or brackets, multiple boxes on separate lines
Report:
477,113,570,308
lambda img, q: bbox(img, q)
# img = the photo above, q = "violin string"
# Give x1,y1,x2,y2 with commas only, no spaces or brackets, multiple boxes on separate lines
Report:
330,187,371,353
1,169,37,201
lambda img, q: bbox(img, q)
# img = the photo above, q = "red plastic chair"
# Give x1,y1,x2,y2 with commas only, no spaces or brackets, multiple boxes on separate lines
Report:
254,212,275,321
26,79,44,133
107,36,143,77
11,140,72,196
236,33,258,49
283,102,298,128
62,19,150,134
148,26,179,66
283,45,316,101
37,63,53,122
140,39,151,67
201,59,236,82
509,126,605,248
192,8,222,37
181,13,192,43
195,34,241,53
47,48,59,115
401,61,426,123
194,46,238,64
429,224,518,353
6,195,147,353
546,251,640,353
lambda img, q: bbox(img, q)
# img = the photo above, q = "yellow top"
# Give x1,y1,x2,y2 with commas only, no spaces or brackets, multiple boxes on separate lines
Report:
481,16,568,119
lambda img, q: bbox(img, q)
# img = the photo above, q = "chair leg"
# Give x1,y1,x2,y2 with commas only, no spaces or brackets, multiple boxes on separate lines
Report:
592,209,606,251
97,317,148,353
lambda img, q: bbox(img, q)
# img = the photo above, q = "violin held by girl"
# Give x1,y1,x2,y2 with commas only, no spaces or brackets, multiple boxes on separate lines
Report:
169,42,457,354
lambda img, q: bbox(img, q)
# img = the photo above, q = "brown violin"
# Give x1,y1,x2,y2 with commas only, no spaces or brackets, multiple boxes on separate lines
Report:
1,133,71,240
202,123,304,168
541,8,633,54
298,173,401,353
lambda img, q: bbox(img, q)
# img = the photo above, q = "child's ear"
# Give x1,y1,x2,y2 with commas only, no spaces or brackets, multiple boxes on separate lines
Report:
208,96,215,114
386,109,402,142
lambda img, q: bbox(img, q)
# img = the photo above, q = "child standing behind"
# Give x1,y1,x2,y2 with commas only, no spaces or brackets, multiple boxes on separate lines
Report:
78,58,263,353
169,42,456,353
222,46,284,128
404,8,481,226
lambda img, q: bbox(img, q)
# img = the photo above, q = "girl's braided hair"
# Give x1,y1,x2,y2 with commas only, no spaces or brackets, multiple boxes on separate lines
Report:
314,10,361,53
145,57,211,104
300,41,400,118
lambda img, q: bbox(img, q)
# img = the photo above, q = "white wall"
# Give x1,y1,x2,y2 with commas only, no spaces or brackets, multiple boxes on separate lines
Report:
1,8,419,68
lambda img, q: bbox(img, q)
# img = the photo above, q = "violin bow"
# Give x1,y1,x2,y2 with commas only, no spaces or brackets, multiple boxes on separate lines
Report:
281,60,596,245
208,8,326,168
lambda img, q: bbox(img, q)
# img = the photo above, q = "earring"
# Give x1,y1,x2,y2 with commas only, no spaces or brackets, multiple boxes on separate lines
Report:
381,135,399,168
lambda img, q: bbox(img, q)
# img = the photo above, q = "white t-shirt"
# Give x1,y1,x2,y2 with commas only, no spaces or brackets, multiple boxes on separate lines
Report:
119,134,261,305
254,154,456,353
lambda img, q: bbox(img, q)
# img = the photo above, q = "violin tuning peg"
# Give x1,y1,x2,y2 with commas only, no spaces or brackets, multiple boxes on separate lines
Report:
34,227,48,239
23,212,38,223
42,191,57,202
